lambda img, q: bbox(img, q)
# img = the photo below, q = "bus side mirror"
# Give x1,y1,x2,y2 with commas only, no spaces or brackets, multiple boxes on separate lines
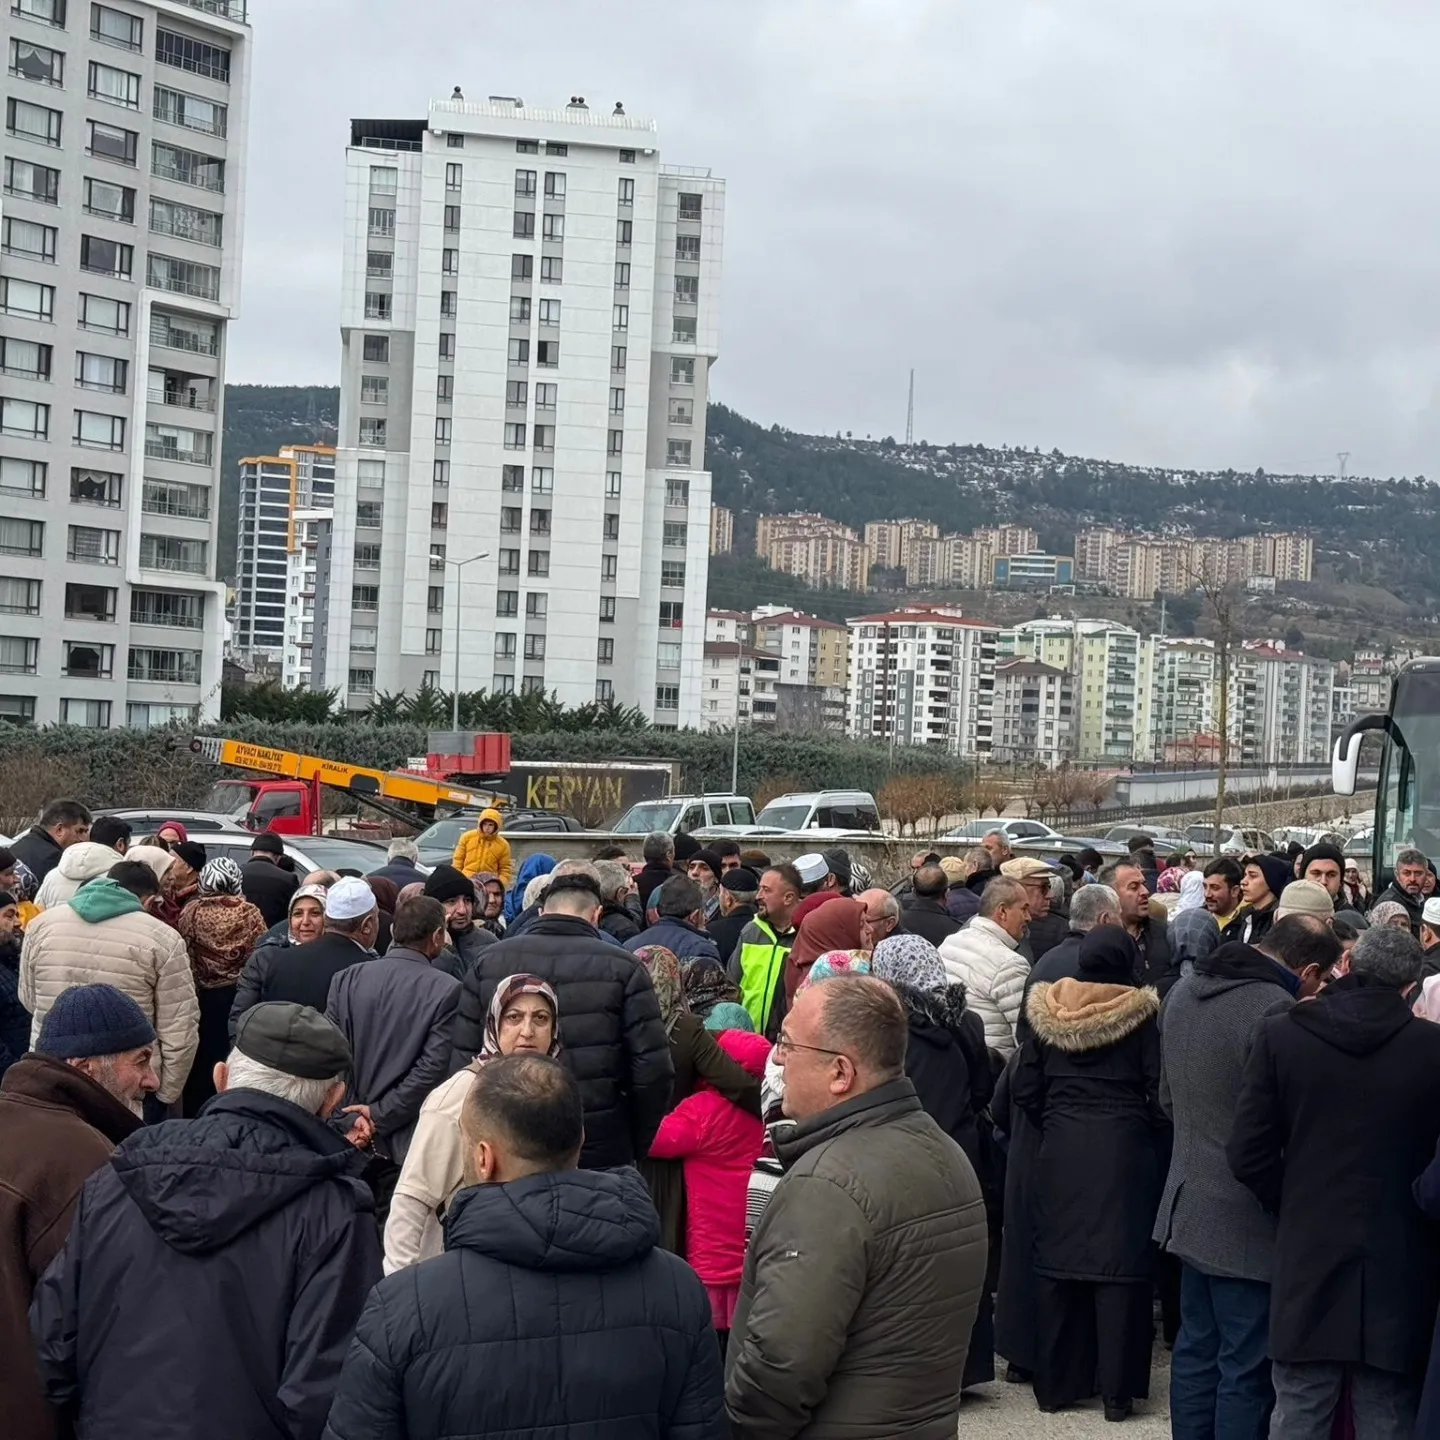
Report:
1332,714,1390,797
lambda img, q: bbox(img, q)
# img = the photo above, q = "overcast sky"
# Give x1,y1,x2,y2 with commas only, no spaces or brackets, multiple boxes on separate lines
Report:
233,0,1440,479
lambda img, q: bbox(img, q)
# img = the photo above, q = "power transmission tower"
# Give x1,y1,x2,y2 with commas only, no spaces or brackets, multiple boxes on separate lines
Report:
1337,451,1349,481
905,369,914,445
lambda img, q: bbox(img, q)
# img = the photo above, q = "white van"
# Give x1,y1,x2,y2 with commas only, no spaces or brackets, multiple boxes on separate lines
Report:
610,794,756,836
744,790,882,836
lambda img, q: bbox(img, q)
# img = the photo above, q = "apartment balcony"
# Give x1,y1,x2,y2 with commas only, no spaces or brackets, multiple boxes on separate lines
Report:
171,0,248,20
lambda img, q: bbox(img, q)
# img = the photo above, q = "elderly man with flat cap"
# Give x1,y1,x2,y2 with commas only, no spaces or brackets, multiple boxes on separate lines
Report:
31,1001,381,1440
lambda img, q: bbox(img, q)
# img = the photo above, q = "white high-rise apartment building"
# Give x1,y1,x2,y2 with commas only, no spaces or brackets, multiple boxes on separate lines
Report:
1,0,250,727
318,95,723,724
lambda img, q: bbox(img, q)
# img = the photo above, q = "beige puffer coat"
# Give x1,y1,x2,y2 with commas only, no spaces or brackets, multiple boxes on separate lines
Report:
19,883,199,1103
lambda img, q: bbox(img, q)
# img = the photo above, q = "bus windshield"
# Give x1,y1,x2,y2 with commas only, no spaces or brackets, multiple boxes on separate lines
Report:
1377,664,1440,878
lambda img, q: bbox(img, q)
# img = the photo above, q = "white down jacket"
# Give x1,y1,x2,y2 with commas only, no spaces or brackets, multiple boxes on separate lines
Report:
19,884,199,1103
32,841,122,910
938,917,1028,1057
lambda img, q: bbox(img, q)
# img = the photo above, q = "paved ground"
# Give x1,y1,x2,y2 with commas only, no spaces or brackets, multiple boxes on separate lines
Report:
958,1347,1171,1437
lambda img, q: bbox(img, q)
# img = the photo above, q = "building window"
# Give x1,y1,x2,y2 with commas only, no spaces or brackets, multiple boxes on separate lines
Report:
440,294,457,321
360,375,387,404
661,560,687,587
513,211,534,239
534,383,556,410
348,669,375,692
155,28,230,83
352,583,379,613
619,148,635,164
149,196,223,244
667,439,693,467
509,295,531,323
540,256,562,283
0,457,46,497
669,398,694,425
432,459,449,486
495,632,516,660
147,252,220,299
603,514,620,541
532,425,554,453
544,171,565,198
151,140,224,191
445,162,463,190
437,374,453,402
367,206,395,236
607,429,623,457
439,332,455,359
0,399,48,440
679,192,703,220
498,549,520,575
611,345,627,373
363,334,389,362
153,85,226,137
599,596,616,622
538,298,560,325
365,250,392,277
426,585,444,614
527,551,550,577
496,590,518,617
655,685,680,711
523,634,545,661
530,508,550,535
515,168,536,196
665,478,690,506
505,379,528,407
501,465,523,492
88,60,141,108
601,554,617,581
616,219,632,246
677,235,701,261
618,176,634,205
355,500,382,529
542,213,564,241
672,357,695,384
519,675,544,696
512,253,533,280
657,642,682,670
673,317,697,343
516,138,538,154
605,471,622,498
10,37,64,85
424,628,442,655
435,417,451,445
61,699,111,728
71,466,121,504
0,518,44,557
526,592,547,618
358,417,386,447
536,340,558,367
443,203,460,231
2,216,57,261
7,98,62,146
91,6,141,51
368,163,397,193
4,156,60,203
499,508,521,534
663,520,687,547
675,275,699,305
597,638,614,665
62,639,112,677
609,387,625,414
596,678,614,702
508,338,529,364
612,303,629,331
447,133,464,148
503,423,526,450
545,141,567,156
67,524,120,564
660,601,684,629
614,261,630,289
442,247,458,274
74,410,126,450
353,544,381,568
364,292,392,319
65,581,115,620
531,466,553,493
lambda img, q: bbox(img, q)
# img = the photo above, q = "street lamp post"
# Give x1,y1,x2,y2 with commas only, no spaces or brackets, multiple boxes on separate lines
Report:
445,551,489,731
731,633,742,793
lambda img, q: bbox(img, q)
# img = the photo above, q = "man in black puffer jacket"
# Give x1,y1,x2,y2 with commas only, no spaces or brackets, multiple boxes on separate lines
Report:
30,1002,380,1440
448,874,674,1169
324,1055,723,1440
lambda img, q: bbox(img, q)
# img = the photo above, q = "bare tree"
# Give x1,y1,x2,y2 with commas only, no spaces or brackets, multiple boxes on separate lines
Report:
1182,559,1242,852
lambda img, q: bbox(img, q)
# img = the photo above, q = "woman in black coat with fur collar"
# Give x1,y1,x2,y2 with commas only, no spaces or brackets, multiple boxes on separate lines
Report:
1012,925,1164,1421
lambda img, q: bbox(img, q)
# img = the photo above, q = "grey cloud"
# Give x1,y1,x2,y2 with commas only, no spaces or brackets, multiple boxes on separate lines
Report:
231,0,1440,478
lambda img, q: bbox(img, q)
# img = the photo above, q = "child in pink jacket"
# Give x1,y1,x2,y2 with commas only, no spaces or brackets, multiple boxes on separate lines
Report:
648,1007,772,1355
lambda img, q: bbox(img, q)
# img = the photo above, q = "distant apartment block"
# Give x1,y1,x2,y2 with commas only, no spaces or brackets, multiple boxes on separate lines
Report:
283,507,331,689
864,517,938,572
1230,644,1334,765
904,525,1038,589
1,0,252,728
705,606,845,732
708,503,732,555
991,658,1074,766
1075,527,1314,598
755,512,868,590
233,444,334,663
320,95,723,726
993,552,1074,587
846,605,997,755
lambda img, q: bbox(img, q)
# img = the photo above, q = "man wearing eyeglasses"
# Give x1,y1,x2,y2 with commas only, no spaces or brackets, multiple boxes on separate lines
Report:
726,973,988,1438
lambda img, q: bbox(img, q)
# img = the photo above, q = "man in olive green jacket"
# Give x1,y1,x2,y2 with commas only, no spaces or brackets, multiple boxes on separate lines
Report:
726,973,988,1438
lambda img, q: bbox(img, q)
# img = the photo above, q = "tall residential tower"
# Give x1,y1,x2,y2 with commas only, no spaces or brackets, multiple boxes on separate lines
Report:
318,95,723,724
2,0,250,726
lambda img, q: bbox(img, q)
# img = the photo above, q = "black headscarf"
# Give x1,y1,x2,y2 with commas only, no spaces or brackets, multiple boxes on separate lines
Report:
1077,924,1139,985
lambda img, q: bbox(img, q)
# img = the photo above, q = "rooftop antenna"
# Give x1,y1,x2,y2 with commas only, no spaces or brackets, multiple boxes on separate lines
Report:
905,368,915,445
1337,450,1350,481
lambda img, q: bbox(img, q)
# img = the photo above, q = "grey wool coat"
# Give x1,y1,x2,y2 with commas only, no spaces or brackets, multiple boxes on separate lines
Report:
1153,941,1295,1280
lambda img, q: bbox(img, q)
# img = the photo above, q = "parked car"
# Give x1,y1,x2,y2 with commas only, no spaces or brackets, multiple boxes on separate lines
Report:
611,795,756,836
1101,824,1192,850
183,830,402,878
740,790,882,837
1344,828,1374,858
1184,823,1276,855
940,818,1064,845
94,808,249,834
413,811,585,868
1271,826,1347,852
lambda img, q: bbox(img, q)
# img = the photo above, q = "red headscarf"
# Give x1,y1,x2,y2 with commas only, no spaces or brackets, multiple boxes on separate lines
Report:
785,897,866,1003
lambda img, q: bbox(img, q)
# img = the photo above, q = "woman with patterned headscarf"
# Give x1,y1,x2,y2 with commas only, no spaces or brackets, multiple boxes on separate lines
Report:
178,855,267,1116
872,927,998,1389
385,973,561,1272
633,944,763,1255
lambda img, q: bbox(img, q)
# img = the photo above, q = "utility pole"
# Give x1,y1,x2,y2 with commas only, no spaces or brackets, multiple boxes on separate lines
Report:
905,369,914,446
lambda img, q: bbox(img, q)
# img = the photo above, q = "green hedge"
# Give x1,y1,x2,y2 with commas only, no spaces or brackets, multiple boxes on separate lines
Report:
0,722,972,820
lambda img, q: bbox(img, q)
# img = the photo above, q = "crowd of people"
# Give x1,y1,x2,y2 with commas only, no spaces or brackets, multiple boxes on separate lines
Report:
4,797,1440,1438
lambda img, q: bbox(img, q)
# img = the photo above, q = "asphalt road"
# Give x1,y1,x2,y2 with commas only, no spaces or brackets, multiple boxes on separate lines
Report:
959,1346,1171,1437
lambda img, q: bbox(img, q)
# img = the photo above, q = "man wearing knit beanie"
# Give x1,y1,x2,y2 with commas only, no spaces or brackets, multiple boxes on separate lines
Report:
1300,843,1346,904
1225,853,1292,947
0,984,151,1440
423,864,494,982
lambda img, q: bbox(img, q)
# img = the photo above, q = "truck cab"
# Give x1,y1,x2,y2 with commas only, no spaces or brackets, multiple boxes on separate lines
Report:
203,778,315,835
